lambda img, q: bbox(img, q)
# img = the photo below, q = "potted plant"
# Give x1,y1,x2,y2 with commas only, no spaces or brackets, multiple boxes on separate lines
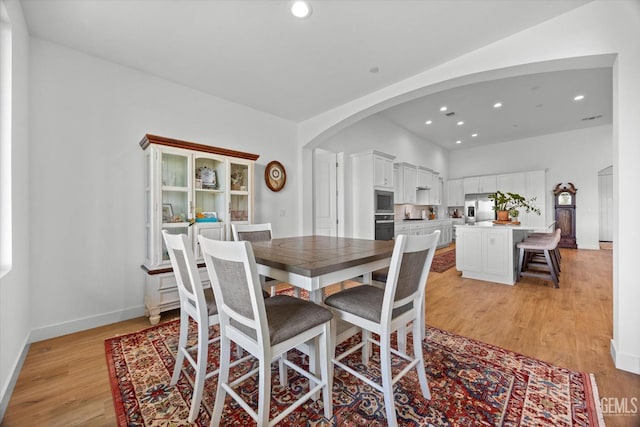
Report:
509,208,520,222
488,191,541,221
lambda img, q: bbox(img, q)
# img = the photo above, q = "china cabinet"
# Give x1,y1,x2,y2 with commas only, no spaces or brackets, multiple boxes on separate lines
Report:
140,134,259,324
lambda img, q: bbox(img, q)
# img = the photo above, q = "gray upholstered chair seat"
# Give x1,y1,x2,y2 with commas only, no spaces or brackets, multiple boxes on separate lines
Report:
324,285,411,323
232,295,333,345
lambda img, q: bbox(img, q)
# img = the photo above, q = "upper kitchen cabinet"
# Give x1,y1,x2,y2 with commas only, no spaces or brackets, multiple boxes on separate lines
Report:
372,152,395,190
463,175,497,194
417,167,433,189
394,162,417,204
496,172,526,195
447,178,464,206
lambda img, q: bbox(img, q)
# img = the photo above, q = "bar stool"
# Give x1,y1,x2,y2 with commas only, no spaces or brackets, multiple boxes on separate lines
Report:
516,229,561,288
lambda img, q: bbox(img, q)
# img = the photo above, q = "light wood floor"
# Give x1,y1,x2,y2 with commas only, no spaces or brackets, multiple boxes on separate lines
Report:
2,245,639,426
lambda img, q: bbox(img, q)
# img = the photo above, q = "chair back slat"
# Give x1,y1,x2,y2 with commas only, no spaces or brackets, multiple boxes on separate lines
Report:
209,256,254,320
237,229,272,242
394,249,429,301
383,231,440,321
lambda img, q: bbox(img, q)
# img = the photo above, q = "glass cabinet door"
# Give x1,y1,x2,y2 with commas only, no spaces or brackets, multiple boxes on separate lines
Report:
229,161,251,223
160,152,190,262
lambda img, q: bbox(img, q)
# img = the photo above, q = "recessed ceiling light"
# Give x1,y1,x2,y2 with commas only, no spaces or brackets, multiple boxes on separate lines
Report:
425,120,432,125
493,102,503,109
291,1,312,18
440,106,447,112
471,133,478,137
457,121,464,126
456,140,462,144
574,94,585,101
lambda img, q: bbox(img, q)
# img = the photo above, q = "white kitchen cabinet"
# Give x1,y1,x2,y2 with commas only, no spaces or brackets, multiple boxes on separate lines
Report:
373,152,395,190
447,178,464,206
140,134,258,324
464,175,497,194
352,150,397,239
395,222,410,238
496,172,525,195
417,167,433,189
431,176,443,205
394,162,417,204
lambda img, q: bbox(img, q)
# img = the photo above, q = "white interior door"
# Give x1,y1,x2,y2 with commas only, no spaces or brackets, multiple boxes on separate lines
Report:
314,149,337,236
598,166,613,242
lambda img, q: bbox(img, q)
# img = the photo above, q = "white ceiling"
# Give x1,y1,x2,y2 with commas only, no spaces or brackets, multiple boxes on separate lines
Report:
20,0,610,149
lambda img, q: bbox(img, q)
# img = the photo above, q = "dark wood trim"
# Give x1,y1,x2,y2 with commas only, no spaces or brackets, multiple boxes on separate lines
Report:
139,134,260,161
141,263,206,275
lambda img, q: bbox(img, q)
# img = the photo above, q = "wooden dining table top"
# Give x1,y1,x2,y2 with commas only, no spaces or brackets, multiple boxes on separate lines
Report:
250,235,395,278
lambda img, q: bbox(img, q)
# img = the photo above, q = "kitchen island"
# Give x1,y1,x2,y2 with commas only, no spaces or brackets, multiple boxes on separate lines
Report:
454,221,554,285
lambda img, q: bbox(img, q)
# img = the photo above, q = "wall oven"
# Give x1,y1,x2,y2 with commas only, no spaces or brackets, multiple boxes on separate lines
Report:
374,215,395,240
374,190,394,214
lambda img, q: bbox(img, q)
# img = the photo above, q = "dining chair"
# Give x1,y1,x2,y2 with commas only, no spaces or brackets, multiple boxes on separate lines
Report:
162,230,253,422
162,230,220,422
231,223,298,297
199,236,334,426
324,230,440,427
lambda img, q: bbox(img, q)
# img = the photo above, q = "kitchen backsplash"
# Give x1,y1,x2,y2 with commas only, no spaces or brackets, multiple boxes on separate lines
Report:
395,204,433,220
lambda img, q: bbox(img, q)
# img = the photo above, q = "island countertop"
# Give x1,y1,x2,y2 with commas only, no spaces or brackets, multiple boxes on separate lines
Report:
454,221,555,232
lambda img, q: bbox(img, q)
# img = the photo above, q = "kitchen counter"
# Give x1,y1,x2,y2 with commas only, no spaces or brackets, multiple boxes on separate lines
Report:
455,220,554,232
394,219,453,248
454,221,555,285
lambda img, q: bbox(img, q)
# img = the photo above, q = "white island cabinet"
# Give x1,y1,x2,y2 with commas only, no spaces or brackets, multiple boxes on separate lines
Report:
455,221,553,285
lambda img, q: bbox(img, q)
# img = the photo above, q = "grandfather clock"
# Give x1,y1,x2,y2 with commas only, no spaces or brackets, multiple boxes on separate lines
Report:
553,182,577,249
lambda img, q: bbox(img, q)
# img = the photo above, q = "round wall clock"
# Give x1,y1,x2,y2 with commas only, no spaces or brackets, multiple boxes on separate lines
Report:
265,161,286,192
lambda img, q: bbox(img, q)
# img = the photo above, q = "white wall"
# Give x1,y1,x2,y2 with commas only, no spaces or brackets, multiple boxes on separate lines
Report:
319,114,448,235
298,0,640,374
27,38,299,341
0,0,30,418
449,125,612,250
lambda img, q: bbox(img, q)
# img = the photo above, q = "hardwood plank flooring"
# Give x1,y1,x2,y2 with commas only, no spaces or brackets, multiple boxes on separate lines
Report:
2,245,639,426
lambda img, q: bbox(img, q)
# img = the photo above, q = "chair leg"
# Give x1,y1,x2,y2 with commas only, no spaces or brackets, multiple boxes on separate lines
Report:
379,333,398,427
361,330,371,365
397,324,407,355
279,353,286,387
412,318,430,400
319,323,333,420
545,250,560,288
257,356,271,427
517,248,525,282
171,311,189,385
210,335,231,427
189,320,209,422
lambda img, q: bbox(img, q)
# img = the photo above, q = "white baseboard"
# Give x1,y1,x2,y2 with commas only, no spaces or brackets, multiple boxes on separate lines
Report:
0,336,30,423
610,339,640,375
29,305,146,343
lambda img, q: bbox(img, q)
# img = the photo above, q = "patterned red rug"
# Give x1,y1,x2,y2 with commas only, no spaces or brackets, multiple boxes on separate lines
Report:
430,249,456,273
105,320,603,426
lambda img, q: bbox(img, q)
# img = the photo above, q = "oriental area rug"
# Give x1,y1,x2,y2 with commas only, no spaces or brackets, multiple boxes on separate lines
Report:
105,320,603,426
430,249,456,273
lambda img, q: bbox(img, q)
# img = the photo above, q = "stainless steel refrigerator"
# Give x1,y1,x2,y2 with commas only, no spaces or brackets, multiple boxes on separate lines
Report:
464,193,496,224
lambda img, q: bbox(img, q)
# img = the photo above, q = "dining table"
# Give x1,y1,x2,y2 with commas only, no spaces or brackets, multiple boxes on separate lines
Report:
250,235,396,304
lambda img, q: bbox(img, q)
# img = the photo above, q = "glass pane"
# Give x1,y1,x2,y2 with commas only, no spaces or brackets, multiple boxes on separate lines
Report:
162,190,188,223
162,153,188,187
230,163,249,191
230,194,249,221
195,156,224,190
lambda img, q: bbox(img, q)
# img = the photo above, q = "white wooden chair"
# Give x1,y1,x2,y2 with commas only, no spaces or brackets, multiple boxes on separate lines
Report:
199,236,334,426
231,223,297,297
162,231,219,422
162,231,252,422
324,231,440,427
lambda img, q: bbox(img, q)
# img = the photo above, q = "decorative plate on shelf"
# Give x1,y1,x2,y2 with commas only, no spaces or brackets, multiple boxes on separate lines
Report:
265,160,286,192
